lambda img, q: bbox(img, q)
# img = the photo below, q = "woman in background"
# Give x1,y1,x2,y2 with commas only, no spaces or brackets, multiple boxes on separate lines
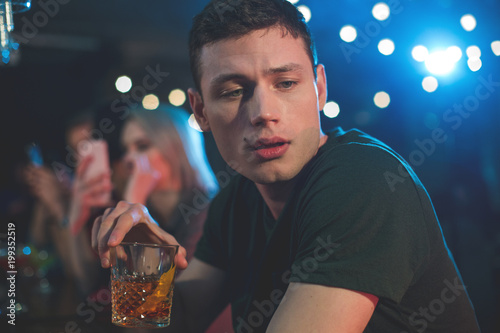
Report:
118,104,218,260
22,111,97,280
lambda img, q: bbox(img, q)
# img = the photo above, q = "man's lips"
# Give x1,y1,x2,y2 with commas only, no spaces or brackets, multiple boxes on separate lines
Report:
249,137,290,160
250,137,290,149
254,142,286,150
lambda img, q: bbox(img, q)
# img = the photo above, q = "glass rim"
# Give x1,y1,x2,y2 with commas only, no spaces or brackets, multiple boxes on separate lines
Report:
118,242,179,249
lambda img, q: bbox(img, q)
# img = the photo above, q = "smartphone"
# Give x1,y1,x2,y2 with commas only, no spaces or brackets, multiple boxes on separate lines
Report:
26,142,44,167
78,139,111,183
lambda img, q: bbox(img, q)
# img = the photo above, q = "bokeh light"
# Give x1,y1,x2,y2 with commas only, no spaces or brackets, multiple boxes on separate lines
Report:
425,50,456,75
142,94,160,110
23,246,31,255
412,45,429,62
460,14,477,32
374,91,390,109
340,25,357,43
491,41,500,56
447,46,463,63
168,89,186,106
466,45,481,59
467,58,482,72
422,76,438,93
372,3,390,21
297,5,311,23
38,250,48,260
323,101,340,118
378,39,395,56
115,76,132,93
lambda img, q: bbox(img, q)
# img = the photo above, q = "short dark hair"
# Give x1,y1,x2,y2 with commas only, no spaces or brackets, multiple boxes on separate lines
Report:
189,0,318,94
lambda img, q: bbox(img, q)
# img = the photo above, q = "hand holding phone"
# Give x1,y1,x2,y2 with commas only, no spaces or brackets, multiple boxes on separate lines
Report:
78,140,111,184
70,139,113,235
26,142,44,167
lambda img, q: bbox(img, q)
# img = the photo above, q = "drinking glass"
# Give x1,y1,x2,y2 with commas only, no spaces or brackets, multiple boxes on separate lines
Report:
110,242,178,328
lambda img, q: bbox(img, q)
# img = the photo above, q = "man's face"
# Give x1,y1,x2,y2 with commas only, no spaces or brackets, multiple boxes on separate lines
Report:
190,27,327,185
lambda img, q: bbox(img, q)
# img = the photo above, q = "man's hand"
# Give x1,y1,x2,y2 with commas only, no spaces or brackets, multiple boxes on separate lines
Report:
91,200,188,270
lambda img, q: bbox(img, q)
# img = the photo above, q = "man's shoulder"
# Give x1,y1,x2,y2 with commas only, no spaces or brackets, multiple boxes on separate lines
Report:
313,127,407,175
322,127,396,157
302,128,420,195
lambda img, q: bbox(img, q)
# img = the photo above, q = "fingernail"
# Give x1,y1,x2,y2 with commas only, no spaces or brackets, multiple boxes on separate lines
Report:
101,258,109,267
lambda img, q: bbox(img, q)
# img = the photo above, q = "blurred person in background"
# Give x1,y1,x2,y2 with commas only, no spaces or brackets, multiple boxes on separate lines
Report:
23,109,117,295
22,111,97,281
119,104,219,260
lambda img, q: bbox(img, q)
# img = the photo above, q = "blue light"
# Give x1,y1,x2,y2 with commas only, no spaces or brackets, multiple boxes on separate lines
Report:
424,49,459,76
23,246,31,255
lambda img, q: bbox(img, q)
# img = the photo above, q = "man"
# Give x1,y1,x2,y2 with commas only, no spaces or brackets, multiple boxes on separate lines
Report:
92,0,481,332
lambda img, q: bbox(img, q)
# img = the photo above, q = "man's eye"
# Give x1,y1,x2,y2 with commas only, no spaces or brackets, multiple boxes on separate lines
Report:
222,88,244,98
278,81,296,89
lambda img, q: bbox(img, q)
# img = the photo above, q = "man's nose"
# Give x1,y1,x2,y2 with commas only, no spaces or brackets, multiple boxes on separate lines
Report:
249,86,281,127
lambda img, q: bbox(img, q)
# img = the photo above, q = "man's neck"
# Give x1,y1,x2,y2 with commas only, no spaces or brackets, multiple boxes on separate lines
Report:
255,133,329,220
255,180,297,220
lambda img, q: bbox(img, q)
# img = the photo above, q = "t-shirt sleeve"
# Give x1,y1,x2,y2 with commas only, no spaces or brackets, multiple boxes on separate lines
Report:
193,187,230,271
290,143,431,303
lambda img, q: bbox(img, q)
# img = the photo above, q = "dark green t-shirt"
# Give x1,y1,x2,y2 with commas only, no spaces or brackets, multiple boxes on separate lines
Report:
194,128,481,333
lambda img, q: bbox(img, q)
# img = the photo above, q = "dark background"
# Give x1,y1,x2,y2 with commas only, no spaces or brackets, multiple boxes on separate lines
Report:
1,0,499,331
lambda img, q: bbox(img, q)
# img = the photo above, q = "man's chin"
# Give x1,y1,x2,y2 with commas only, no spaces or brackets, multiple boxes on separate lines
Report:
246,168,298,185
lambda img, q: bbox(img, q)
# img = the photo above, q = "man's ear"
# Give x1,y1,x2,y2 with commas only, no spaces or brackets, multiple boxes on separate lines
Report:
188,88,211,132
316,64,328,111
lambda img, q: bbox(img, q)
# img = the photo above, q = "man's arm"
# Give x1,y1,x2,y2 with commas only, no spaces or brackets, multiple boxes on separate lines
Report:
171,258,230,332
267,282,378,333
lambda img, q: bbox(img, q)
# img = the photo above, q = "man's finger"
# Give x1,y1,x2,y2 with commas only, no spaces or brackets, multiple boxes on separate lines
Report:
175,245,189,270
150,225,188,270
92,206,114,252
107,209,139,247
91,215,103,252
96,201,131,267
